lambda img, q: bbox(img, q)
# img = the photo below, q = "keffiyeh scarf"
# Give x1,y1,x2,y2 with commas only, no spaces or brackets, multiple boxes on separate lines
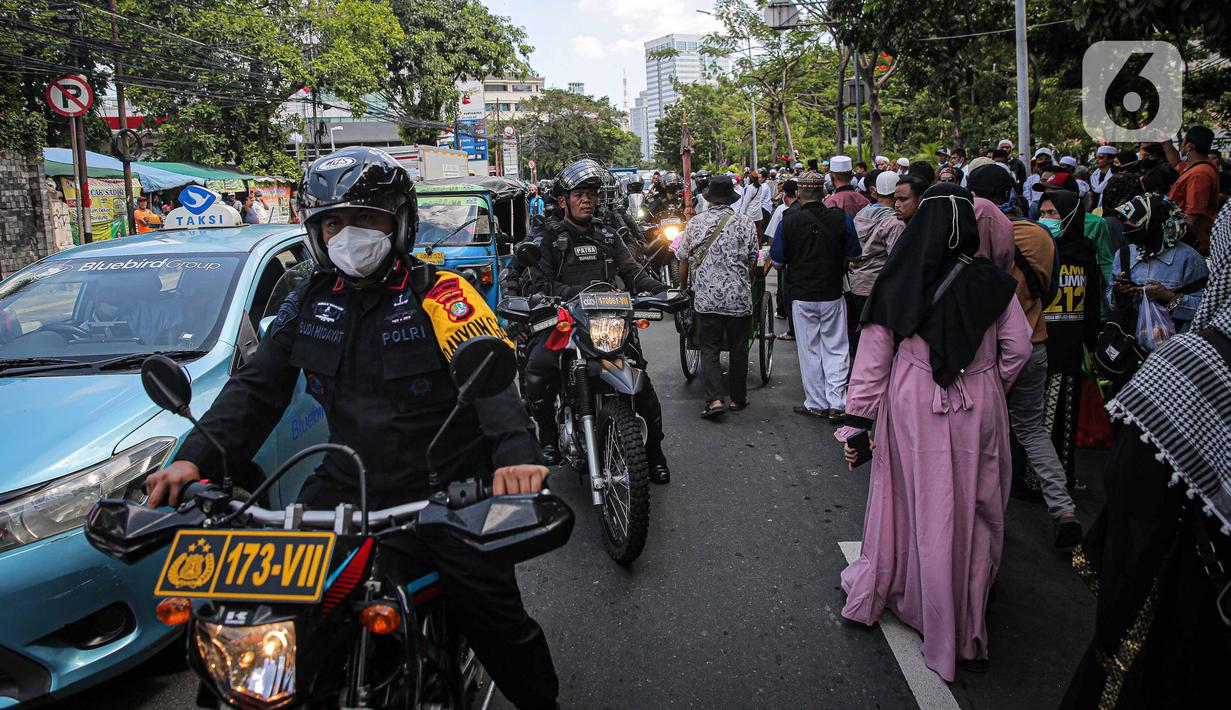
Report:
1109,199,1231,535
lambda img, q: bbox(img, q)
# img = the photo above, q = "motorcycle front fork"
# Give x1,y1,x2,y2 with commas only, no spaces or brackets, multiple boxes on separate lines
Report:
571,360,604,506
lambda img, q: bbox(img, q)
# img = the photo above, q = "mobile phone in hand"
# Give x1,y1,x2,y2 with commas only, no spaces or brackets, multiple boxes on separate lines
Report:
847,430,872,468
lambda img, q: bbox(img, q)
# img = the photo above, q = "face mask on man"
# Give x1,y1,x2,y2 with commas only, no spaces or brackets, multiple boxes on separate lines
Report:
327,225,392,278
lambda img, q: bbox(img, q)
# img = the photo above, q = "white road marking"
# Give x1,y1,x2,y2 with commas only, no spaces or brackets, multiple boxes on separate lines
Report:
838,541,962,710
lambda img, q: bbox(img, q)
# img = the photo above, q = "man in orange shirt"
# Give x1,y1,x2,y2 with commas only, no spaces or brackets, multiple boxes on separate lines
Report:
133,196,159,233
1164,125,1220,253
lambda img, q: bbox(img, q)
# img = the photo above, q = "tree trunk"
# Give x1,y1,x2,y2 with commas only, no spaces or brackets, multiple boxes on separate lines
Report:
948,93,962,150
835,47,850,154
856,53,884,157
768,101,780,163
781,106,795,167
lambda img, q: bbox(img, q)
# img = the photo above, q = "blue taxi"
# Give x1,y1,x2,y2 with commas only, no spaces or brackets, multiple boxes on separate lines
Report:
0,223,327,705
411,176,530,308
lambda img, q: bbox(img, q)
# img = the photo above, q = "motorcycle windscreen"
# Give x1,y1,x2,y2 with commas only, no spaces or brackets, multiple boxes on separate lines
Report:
417,494,575,566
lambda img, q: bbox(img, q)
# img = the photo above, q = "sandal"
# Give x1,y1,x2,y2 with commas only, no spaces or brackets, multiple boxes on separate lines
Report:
701,403,726,419
728,400,749,411
779,333,795,341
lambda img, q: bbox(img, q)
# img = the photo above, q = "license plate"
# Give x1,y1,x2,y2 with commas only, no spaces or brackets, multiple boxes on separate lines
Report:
530,317,558,334
632,310,663,321
579,292,631,310
413,251,446,265
155,530,336,603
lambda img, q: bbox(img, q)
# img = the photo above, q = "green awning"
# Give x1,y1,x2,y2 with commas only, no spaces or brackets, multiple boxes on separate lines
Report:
137,161,277,182
44,159,127,179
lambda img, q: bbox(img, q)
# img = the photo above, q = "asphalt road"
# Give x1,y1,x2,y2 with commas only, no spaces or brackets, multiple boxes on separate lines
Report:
54,316,1107,709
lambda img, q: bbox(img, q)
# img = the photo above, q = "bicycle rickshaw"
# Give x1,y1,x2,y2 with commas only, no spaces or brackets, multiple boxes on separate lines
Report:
676,265,775,384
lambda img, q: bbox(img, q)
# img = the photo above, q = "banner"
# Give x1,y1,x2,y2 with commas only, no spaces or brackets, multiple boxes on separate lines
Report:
61,178,142,244
205,178,247,193
250,184,293,224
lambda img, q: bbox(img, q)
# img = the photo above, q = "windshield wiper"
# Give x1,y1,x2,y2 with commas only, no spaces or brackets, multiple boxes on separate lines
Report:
0,357,92,377
423,216,482,254
94,349,209,371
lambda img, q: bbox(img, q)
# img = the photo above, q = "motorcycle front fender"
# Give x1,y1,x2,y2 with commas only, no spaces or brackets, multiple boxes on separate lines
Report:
597,359,645,395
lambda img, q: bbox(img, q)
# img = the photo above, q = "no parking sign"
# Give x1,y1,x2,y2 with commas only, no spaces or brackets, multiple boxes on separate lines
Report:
45,75,94,117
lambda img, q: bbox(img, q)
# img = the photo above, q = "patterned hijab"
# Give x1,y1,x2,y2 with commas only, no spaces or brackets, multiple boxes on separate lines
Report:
1115,193,1187,259
1108,199,1231,535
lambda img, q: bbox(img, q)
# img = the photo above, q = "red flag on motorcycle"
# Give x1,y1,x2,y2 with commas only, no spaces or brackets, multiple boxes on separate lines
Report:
681,110,693,218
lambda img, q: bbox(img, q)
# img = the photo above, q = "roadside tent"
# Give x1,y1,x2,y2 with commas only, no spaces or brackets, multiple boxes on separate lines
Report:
137,161,281,193
42,148,199,192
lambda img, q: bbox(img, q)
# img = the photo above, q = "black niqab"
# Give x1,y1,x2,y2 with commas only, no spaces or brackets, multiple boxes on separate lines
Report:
860,182,1017,387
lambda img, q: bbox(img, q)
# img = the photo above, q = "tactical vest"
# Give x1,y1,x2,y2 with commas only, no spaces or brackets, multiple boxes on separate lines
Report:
551,223,619,288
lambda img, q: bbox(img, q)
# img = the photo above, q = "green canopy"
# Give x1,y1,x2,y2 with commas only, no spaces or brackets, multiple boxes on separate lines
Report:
137,161,268,182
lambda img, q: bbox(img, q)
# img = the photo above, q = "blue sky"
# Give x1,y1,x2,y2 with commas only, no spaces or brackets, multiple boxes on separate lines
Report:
484,0,722,111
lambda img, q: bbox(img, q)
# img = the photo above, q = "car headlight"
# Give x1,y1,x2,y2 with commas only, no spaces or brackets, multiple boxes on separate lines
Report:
196,620,296,708
588,316,628,352
0,437,175,553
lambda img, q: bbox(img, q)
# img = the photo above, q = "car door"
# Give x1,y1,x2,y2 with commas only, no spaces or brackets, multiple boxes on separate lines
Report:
242,241,327,507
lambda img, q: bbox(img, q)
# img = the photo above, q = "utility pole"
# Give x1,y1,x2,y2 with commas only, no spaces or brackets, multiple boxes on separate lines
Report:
72,7,92,243
1014,0,1031,161
108,0,135,233
748,36,758,171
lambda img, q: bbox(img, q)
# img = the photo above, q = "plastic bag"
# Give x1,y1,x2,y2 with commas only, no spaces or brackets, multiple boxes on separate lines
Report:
1136,297,1176,352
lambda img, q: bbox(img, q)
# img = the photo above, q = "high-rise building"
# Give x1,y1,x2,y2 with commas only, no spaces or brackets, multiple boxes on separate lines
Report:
635,34,728,163
630,92,648,159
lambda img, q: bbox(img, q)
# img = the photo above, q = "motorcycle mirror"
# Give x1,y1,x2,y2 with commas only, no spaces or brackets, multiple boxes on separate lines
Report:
514,241,542,269
141,354,192,415
449,335,517,401
418,493,575,566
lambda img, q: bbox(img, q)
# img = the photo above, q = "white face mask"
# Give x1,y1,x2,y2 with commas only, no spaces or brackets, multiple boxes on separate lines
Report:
326,225,392,278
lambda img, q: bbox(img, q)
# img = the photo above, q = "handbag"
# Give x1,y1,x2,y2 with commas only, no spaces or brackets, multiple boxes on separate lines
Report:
680,210,735,340
1096,244,1148,374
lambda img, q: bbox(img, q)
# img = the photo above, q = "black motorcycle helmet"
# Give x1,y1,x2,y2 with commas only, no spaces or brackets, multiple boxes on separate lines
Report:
660,172,683,194
694,170,711,191
553,158,608,221
298,147,416,283
627,175,644,194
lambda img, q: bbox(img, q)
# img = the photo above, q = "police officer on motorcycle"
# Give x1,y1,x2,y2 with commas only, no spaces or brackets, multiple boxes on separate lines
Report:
524,158,673,483
644,171,684,221
143,147,561,710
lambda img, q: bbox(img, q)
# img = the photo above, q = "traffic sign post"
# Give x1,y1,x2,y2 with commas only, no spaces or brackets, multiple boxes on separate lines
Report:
111,128,143,234
47,75,95,242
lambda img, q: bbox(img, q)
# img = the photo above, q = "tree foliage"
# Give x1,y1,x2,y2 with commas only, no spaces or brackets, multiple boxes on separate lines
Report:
511,89,639,176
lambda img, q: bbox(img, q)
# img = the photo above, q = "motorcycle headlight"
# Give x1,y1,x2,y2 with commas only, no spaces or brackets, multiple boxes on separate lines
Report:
662,225,680,241
588,316,628,353
0,437,175,553
196,620,296,708
637,208,647,220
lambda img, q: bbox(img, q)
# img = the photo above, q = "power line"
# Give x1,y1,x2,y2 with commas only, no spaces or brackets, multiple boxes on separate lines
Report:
920,18,1071,41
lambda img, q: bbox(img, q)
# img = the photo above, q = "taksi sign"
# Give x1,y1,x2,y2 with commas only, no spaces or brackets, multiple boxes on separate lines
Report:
163,186,242,229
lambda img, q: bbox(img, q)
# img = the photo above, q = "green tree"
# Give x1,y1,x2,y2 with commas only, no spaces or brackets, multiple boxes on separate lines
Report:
381,0,533,145
512,89,636,176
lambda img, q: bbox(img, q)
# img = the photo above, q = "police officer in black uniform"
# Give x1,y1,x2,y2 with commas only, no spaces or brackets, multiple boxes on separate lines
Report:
524,158,673,483
644,171,684,221
143,147,560,710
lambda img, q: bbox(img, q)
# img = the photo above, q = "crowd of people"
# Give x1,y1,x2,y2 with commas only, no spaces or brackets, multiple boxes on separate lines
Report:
669,127,1230,701
126,188,298,232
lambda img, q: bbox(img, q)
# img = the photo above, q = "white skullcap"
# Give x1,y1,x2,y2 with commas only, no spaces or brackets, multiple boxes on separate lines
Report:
998,139,1014,149
874,155,889,165
896,157,910,167
830,155,852,172
1097,145,1117,156
1059,156,1078,168
875,170,899,196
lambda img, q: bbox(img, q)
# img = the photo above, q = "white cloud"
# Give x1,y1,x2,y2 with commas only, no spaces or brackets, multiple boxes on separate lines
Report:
569,35,608,60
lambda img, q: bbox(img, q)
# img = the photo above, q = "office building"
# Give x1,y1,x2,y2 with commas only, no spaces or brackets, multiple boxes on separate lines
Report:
635,34,728,163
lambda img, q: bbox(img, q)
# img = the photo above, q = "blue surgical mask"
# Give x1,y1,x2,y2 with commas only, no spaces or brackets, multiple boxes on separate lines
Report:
1038,218,1063,238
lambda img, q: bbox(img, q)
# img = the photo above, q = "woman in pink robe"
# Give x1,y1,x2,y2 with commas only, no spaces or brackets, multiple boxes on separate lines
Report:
838,183,1033,681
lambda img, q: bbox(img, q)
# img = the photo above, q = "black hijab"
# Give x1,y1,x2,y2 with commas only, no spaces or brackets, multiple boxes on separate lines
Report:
1041,189,1095,262
861,182,1017,387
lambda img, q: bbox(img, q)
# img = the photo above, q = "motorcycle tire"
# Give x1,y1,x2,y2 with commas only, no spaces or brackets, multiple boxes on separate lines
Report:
596,400,651,565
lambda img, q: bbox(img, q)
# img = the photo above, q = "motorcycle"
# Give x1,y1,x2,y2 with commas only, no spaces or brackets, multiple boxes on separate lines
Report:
499,244,687,565
638,206,685,289
84,337,573,710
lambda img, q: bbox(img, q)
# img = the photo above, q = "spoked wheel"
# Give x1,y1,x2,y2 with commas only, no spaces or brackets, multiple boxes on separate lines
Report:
597,400,650,565
758,292,775,384
679,329,700,380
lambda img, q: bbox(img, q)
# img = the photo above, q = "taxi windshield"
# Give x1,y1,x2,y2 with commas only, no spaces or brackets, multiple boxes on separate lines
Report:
415,195,492,246
0,253,242,364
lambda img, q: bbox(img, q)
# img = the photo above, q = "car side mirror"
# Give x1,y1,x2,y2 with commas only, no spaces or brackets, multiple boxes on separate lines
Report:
141,354,192,415
449,335,516,402
258,315,276,339
514,241,542,269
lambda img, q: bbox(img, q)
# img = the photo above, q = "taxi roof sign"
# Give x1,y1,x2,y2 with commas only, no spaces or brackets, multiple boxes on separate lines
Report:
162,186,242,230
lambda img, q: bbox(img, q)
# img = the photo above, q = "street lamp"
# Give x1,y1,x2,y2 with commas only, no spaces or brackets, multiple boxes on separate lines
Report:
329,125,343,152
